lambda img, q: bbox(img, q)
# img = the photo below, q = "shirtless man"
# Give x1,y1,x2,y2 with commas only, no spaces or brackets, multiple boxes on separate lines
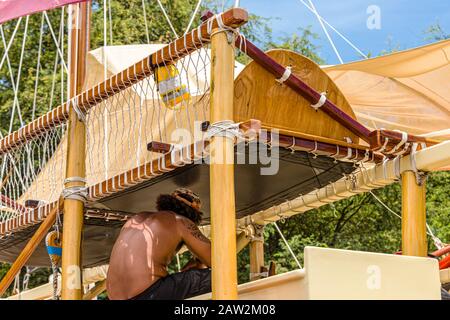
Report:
106,188,211,300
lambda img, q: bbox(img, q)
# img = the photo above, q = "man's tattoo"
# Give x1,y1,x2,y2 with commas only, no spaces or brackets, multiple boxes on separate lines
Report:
182,219,209,243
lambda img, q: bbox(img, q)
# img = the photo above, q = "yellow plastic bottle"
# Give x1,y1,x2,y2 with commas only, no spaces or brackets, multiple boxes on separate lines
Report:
155,65,191,110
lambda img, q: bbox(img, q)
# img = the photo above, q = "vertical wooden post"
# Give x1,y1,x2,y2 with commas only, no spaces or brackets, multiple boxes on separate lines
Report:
61,1,90,300
209,28,238,300
249,241,264,281
401,171,427,257
249,224,265,281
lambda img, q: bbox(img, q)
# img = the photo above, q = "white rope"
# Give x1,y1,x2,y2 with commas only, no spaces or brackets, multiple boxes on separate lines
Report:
307,0,343,64
297,0,368,59
48,12,65,112
311,92,327,111
108,0,113,44
378,137,389,153
184,0,203,35
369,191,443,249
205,120,241,140
0,17,22,72
276,66,292,84
385,130,408,155
418,128,450,138
273,222,303,269
0,18,26,137
63,177,88,202
12,15,29,128
60,7,65,106
104,0,108,80
142,0,151,43
155,0,179,38
43,11,69,73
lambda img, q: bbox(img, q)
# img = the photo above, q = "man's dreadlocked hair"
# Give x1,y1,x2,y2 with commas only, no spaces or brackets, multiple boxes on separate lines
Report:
156,189,203,225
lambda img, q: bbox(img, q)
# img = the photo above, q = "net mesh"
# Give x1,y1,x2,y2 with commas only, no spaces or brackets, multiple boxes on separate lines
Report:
0,24,218,236
84,45,212,192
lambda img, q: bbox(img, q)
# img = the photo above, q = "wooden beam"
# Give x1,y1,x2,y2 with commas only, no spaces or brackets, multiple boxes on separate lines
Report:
82,280,106,300
236,231,251,253
61,2,90,300
401,171,427,257
0,201,63,296
209,27,239,300
235,37,372,143
263,131,383,163
369,129,438,155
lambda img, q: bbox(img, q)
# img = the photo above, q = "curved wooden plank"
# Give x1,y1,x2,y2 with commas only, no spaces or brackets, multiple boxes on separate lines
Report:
234,49,360,144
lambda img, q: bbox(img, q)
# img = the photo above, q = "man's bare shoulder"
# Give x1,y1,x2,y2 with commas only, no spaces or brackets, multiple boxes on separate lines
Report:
175,215,210,243
125,211,175,224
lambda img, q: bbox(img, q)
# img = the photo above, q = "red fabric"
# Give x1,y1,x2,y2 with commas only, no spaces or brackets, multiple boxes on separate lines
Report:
0,0,88,24
440,255,450,270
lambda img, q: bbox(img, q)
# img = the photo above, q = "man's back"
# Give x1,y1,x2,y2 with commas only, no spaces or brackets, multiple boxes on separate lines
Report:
106,211,210,300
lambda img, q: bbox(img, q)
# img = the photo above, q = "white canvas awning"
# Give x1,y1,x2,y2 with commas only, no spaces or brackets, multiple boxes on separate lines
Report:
325,39,450,140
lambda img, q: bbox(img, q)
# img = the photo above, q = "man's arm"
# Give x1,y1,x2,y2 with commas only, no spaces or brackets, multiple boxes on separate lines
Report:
181,257,208,272
177,216,211,267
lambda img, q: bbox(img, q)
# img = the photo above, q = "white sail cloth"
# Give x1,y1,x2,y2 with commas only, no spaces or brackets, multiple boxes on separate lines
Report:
325,39,450,140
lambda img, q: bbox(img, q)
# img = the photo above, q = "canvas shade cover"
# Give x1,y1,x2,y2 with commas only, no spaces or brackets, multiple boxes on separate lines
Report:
0,0,89,24
324,39,450,140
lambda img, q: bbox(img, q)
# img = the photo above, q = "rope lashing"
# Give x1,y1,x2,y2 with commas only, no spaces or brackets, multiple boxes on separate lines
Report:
63,176,88,203
378,137,389,153
205,120,242,140
276,66,292,84
410,142,428,186
71,96,86,122
311,92,327,111
385,130,408,155
341,137,353,161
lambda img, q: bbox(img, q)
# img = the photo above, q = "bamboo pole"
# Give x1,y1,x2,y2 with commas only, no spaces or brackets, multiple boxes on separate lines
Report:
401,171,427,257
249,239,265,281
61,2,90,300
209,28,238,300
0,201,63,296
82,280,106,300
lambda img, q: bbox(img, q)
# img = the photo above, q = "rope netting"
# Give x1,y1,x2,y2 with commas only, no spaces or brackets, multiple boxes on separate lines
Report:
84,42,212,198
0,7,69,236
0,123,67,235
0,10,245,236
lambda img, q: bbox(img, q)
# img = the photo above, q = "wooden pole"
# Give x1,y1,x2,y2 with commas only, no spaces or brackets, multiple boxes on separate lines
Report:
61,1,90,300
0,202,63,296
82,280,106,300
401,171,427,257
209,28,238,300
249,225,265,281
249,241,265,281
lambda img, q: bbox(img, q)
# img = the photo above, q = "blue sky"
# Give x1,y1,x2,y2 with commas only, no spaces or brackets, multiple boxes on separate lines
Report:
234,0,450,64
